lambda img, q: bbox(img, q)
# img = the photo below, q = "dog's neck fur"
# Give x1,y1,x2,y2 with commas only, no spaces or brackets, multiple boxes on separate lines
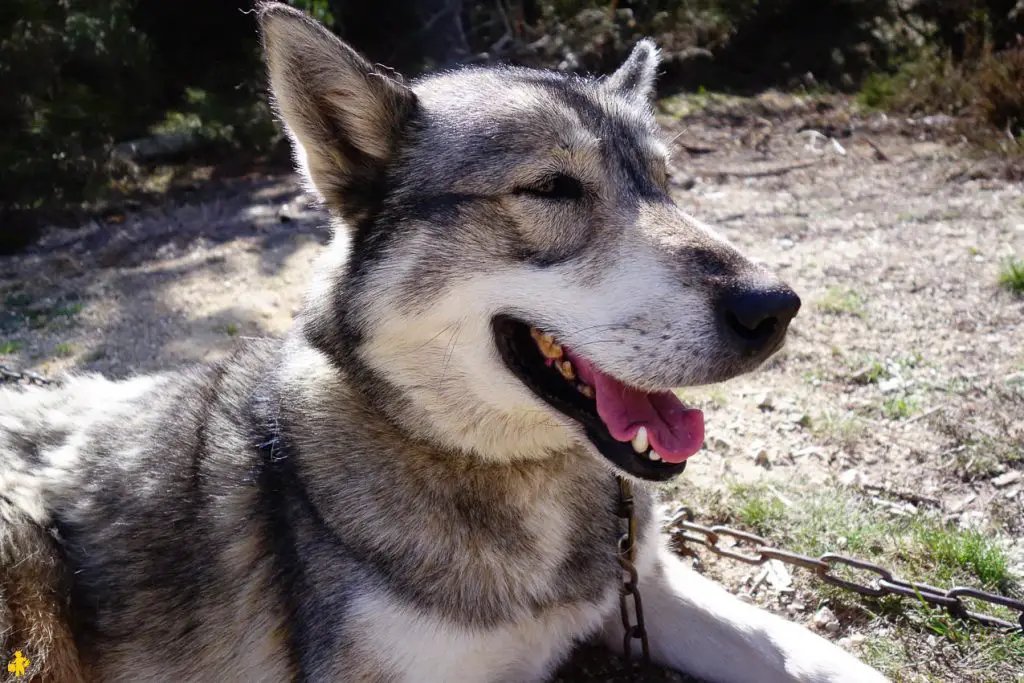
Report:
271,339,652,637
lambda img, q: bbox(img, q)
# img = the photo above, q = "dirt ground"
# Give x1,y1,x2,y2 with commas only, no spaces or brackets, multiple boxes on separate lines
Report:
2,93,1022,681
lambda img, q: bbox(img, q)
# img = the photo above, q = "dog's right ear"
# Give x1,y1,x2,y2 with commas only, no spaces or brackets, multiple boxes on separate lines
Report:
258,2,416,219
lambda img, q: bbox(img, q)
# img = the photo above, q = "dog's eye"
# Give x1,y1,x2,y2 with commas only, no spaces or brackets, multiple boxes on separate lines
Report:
519,174,584,201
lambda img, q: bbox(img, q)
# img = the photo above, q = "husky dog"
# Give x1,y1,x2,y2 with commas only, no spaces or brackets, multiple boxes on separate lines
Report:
0,4,887,682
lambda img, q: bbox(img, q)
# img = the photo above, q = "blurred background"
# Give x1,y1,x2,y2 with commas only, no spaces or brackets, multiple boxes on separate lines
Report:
1,1,1022,252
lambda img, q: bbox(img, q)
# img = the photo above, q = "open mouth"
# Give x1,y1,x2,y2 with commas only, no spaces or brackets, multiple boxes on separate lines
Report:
492,315,704,481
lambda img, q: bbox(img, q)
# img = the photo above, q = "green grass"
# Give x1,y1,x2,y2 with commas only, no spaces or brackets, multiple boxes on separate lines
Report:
1,293,83,333
730,484,787,534
0,340,23,354
999,257,1024,295
674,482,1023,681
881,396,918,420
850,359,889,385
810,410,866,449
221,322,240,336
818,287,866,317
913,526,1011,589
857,71,900,110
53,342,74,357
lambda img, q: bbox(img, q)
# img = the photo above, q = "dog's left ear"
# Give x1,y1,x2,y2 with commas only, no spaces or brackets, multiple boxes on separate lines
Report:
606,39,660,102
258,2,417,219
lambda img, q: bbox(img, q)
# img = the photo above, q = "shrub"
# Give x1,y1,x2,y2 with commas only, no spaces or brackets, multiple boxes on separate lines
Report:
976,41,1024,135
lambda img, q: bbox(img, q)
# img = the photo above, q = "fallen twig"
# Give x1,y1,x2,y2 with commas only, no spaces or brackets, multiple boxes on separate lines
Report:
860,482,942,508
863,137,890,162
678,141,718,155
692,159,821,178
901,406,943,427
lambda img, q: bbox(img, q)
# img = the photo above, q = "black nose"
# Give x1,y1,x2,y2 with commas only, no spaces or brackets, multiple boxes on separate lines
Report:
719,287,801,355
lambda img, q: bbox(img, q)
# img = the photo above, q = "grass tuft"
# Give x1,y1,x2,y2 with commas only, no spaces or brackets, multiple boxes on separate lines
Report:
998,257,1024,295
811,410,866,449
53,342,74,357
818,287,865,317
913,526,1012,591
0,340,23,354
881,396,918,420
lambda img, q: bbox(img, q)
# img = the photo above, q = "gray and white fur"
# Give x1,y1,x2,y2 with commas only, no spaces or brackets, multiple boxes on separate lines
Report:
0,3,887,682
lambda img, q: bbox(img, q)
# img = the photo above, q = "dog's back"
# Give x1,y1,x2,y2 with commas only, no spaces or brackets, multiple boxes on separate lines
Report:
0,342,296,682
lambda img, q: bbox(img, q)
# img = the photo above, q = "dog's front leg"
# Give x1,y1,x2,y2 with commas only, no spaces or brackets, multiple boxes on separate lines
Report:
602,543,889,683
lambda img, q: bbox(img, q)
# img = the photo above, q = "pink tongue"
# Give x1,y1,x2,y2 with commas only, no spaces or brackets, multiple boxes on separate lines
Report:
564,349,704,464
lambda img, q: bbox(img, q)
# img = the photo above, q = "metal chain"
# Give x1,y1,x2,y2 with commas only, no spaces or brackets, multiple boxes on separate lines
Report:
0,364,55,386
615,477,651,664
667,507,1024,633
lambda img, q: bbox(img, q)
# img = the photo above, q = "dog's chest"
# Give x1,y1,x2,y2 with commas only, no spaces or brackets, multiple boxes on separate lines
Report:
300,465,654,681
341,586,617,682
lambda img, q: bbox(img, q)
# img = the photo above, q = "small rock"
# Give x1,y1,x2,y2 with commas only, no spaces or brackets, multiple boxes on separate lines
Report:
765,560,792,591
838,469,863,487
737,593,754,604
787,601,807,614
993,471,1021,488
779,237,795,250
757,395,775,411
825,620,841,634
754,450,772,469
839,633,866,649
948,493,977,513
813,605,837,630
708,436,732,453
877,377,903,394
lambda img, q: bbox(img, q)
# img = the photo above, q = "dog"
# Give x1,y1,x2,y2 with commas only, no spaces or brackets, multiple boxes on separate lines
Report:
0,4,888,681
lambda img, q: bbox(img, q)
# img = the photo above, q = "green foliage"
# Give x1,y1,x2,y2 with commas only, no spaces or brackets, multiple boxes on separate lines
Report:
2,0,1023,246
0,340,23,355
53,342,74,357
976,44,1024,134
856,3,1024,137
0,0,270,221
0,0,155,209
999,258,1024,294
881,395,918,420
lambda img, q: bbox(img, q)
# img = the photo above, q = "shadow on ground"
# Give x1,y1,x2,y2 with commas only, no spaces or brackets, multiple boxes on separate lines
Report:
0,174,329,378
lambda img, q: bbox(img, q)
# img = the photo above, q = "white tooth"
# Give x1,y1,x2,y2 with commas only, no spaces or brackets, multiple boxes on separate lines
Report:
631,427,649,454
649,449,662,461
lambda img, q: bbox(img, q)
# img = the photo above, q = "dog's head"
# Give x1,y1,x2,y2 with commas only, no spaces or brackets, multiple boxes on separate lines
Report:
260,4,800,481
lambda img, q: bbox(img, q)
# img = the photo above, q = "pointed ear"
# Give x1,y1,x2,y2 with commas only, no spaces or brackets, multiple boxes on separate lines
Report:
606,39,660,101
258,2,417,219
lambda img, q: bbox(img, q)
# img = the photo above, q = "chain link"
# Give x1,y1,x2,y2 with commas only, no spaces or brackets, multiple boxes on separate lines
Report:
667,507,1024,633
615,477,650,664
0,364,55,386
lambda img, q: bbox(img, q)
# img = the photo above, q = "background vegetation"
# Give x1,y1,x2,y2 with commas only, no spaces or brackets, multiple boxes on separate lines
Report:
1,0,1022,251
